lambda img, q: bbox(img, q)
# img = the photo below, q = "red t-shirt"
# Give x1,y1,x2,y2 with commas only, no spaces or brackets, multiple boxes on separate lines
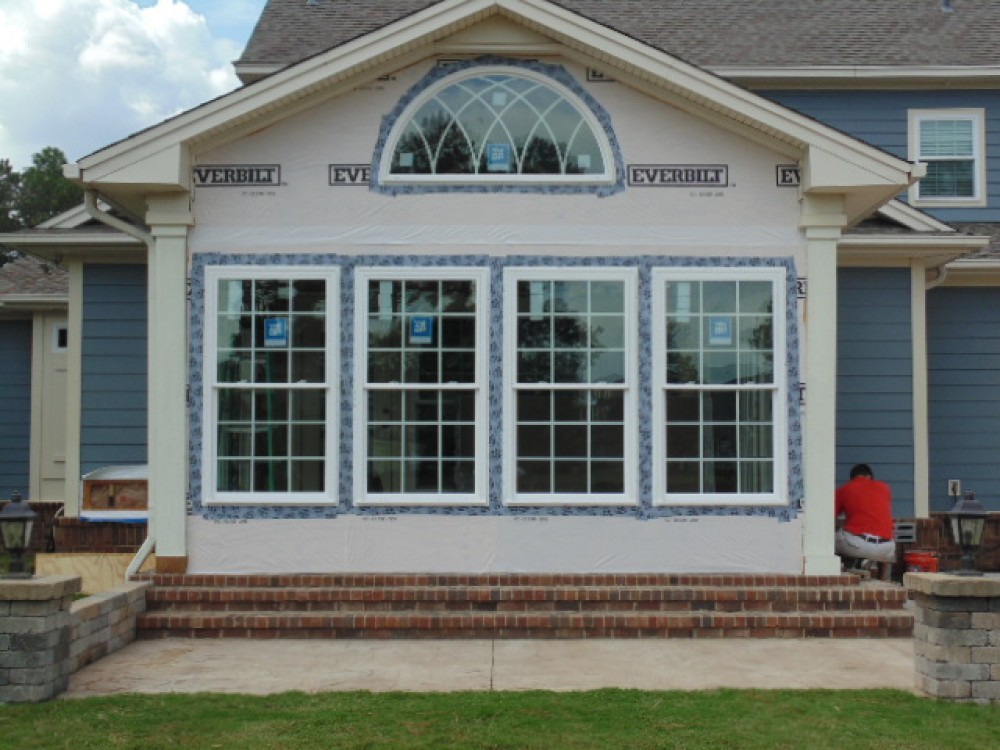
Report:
834,476,894,539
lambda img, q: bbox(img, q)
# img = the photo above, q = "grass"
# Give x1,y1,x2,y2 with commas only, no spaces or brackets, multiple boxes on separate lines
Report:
1,689,998,749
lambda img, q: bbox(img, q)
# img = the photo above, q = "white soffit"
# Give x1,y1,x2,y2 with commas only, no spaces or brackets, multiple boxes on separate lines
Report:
72,0,918,212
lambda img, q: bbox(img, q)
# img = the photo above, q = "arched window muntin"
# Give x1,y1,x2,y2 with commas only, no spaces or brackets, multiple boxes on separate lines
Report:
376,63,617,187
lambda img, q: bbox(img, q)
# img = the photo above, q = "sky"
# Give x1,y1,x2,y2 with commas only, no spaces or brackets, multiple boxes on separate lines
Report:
0,0,268,171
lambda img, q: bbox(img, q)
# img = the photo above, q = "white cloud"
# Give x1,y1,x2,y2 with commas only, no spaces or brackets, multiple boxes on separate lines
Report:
0,0,246,170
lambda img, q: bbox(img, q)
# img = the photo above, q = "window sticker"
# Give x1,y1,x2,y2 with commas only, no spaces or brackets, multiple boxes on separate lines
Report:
264,317,288,347
708,316,733,346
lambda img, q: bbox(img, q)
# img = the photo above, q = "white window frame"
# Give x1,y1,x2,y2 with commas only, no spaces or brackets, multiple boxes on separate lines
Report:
651,267,788,507
202,265,340,506
353,266,490,506
908,108,987,207
379,65,616,187
502,266,638,506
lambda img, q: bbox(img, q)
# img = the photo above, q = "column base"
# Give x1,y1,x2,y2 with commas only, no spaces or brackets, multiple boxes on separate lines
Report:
804,553,842,575
155,556,188,574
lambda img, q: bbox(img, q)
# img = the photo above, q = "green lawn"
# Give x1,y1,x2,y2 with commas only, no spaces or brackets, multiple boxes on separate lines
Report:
1,689,998,749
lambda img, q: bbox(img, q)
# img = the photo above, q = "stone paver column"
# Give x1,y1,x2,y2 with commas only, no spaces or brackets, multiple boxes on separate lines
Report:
0,576,81,703
906,572,1000,703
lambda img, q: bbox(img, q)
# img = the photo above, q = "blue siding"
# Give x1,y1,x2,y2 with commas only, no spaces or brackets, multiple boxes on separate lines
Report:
836,269,914,517
0,320,32,498
762,89,1000,223
928,287,1000,512
81,264,148,474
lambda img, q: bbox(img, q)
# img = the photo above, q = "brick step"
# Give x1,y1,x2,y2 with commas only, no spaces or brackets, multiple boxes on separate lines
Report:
136,609,914,639
144,584,908,613
141,573,862,588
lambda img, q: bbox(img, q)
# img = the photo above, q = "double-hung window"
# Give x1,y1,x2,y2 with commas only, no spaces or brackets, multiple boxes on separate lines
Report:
652,268,787,506
355,268,489,505
504,268,638,505
909,109,986,206
203,267,340,504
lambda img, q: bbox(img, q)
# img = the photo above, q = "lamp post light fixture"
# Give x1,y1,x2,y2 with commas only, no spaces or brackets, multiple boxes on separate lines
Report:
946,489,988,577
0,491,37,578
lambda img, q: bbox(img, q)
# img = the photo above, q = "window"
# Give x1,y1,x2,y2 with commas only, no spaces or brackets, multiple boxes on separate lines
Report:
909,109,986,206
53,324,68,352
203,267,339,504
354,268,489,505
503,268,638,505
379,65,615,186
651,268,787,506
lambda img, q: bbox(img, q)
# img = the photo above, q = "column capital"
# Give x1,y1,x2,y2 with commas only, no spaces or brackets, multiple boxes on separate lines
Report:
146,193,194,229
799,194,847,234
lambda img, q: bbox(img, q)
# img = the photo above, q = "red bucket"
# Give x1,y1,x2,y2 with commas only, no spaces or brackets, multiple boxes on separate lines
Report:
905,550,940,573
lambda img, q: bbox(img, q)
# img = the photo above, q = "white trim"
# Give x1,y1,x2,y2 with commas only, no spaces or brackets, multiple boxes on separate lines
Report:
202,265,341,506
877,200,956,233
908,108,987,207
502,266,638,506
63,261,84,515
353,266,490,506
650,266,789,507
910,262,930,519
378,64,615,186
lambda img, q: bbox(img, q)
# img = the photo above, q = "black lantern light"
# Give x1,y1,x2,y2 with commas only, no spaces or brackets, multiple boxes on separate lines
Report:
946,490,988,577
0,491,36,578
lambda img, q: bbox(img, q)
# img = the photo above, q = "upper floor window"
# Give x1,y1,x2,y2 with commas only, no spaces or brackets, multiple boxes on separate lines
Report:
378,64,616,188
909,109,986,207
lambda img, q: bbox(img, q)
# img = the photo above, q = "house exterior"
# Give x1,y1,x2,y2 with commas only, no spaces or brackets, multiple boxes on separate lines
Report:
3,0,999,576
0,253,69,503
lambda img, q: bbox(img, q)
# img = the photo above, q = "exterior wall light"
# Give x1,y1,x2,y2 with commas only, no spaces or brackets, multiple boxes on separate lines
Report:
0,491,36,578
946,490,988,576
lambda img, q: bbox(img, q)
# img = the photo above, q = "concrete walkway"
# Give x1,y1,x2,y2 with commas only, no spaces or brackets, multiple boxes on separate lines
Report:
63,638,917,697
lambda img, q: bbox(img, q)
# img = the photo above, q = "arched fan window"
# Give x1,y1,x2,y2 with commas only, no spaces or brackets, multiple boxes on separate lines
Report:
379,65,616,186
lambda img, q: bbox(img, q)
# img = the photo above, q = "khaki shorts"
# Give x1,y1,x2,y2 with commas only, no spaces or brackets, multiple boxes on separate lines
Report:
835,529,896,563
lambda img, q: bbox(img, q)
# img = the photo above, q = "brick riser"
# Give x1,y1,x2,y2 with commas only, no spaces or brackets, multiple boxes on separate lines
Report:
137,573,912,639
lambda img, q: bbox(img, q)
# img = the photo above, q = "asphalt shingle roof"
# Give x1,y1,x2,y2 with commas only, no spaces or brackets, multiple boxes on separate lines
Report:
239,0,1000,69
0,254,68,298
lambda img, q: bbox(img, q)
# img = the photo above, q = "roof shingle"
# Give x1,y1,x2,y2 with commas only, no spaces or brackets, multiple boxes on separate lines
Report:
238,0,1000,69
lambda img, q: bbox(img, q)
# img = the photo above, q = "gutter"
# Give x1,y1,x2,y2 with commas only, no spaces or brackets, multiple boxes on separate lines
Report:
82,188,157,578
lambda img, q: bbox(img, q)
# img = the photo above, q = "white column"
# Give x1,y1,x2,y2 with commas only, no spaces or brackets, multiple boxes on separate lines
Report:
801,196,846,575
62,260,84,514
147,196,192,573
911,261,930,518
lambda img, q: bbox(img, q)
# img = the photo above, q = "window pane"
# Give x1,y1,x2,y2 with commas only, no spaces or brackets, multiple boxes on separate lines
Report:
920,119,974,157
554,460,588,492
390,72,606,177
212,274,331,498
660,274,780,499
517,461,550,492
922,161,975,198
591,461,624,492
291,461,324,491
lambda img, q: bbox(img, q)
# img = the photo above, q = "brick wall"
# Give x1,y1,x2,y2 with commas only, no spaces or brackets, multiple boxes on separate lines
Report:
53,518,146,553
897,515,1000,573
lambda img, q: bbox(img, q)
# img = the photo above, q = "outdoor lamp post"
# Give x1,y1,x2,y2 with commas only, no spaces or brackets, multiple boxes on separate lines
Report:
946,490,988,577
0,491,36,578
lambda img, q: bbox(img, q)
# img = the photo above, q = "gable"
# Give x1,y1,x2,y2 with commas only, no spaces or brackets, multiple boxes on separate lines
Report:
69,0,920,224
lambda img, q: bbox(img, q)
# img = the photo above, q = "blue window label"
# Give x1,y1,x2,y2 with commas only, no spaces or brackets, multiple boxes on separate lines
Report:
708,316,733,346
409,316,435,344
487,143,512,172
264,317,288,347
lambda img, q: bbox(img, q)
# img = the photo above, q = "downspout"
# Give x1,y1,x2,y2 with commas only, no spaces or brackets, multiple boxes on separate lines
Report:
82,189,157,577
925,262,950,290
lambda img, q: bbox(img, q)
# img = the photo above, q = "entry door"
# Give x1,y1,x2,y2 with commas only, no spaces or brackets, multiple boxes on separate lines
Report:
34,313,68,502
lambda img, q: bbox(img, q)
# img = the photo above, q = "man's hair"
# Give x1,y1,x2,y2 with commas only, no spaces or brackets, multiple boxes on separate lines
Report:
850,463,874,479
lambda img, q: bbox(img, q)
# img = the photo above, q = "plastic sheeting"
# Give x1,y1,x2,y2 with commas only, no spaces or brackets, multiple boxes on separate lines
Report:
188,515,803,574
